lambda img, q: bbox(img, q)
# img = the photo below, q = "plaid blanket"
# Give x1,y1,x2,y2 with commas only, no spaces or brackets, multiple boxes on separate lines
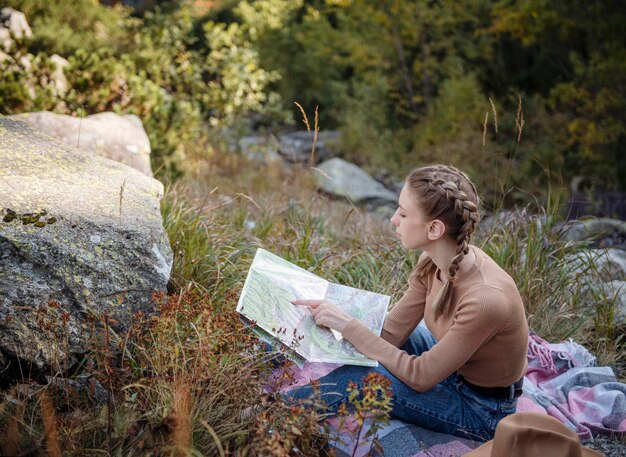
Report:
518,332,626,442
274,332,626,456
328,417,480,457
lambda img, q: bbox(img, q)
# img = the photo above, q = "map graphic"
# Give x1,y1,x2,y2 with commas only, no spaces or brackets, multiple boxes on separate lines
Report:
237,249,389,366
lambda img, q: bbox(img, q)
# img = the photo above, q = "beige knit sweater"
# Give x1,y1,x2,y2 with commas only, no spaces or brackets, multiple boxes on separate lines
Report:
341,245,529,392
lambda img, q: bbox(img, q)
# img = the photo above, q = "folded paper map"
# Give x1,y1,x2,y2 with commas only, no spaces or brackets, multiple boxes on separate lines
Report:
237,248,389,366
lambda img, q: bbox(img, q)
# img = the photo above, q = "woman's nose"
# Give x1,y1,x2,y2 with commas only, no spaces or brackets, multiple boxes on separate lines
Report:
390,212,398,226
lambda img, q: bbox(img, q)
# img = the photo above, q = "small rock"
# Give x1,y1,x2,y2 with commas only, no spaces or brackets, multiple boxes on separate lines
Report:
0,27,11,52
0,8,32,41
45,375,109,406
49,54,69,97
0,49,11,62
17,53,31,71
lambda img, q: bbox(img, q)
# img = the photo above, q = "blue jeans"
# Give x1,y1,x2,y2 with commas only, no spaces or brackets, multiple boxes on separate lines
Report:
282,325,517,442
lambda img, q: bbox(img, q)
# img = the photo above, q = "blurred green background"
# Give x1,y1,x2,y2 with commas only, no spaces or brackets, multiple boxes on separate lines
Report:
2,0,625,207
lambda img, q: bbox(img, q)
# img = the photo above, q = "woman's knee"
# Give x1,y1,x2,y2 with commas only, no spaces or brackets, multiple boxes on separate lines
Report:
281,365,390,411
281,382,345,414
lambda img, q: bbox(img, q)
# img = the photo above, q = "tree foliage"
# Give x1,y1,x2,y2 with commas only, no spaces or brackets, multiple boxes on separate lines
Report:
248,0,625,192
1,0,623,191
0,0,288,178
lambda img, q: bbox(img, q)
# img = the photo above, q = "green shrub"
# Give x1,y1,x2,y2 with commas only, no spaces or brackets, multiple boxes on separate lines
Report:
0,53,63,113
0,0,290,179
3,0,134,56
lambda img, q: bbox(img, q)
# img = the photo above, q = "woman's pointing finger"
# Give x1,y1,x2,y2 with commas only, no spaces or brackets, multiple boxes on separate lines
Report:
291,299,324,308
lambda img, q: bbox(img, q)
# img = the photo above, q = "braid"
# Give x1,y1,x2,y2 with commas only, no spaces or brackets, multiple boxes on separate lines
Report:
408,164,482,319
427,178,480,283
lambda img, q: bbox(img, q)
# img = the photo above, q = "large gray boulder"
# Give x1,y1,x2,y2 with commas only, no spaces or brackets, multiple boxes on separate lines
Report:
9,111,154,176
315,158,398,206
560,218,626,248
596,281,626,325
597,249,626,281
564,248,625,326
277,130,339,164
0,116,172,374
566,248,626,282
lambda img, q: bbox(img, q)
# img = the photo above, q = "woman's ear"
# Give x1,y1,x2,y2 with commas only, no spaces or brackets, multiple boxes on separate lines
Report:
427,219,446,240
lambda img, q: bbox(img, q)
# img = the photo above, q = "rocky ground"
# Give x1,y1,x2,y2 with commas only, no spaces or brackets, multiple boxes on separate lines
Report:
587,434,626,456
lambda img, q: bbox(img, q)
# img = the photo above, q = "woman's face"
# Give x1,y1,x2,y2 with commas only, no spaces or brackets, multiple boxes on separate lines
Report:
390,183,433,250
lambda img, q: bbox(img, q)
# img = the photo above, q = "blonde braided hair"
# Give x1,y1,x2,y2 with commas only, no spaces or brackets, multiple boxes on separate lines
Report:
408,165,482,319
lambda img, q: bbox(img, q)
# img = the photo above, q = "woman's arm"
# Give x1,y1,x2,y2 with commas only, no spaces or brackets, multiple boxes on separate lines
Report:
293,253,430,345
379,252,430,346
379,268,428,347
343,286,511,392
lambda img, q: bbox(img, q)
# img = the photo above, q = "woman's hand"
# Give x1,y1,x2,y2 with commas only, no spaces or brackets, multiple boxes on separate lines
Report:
291,299,353,333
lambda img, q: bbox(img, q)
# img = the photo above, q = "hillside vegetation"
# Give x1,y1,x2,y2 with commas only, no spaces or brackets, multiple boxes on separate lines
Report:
0,1,624,455
1,154,623,454
1,0,624,199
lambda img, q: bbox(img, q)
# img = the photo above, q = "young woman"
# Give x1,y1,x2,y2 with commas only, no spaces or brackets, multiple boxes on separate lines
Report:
287,164,529,441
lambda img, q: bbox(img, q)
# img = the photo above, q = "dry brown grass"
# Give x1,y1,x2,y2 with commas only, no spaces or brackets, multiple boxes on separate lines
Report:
40,390,62,457
171,379,193,457
1,397,23,456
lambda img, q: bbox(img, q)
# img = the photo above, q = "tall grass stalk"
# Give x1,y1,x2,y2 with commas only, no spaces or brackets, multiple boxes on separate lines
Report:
40,390,62,457
171,379,192,457
0,396,23,455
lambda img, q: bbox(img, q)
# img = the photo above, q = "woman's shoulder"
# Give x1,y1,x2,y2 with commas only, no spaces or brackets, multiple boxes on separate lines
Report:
455,280,522,329
462,245,522,302
470,245,516,283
